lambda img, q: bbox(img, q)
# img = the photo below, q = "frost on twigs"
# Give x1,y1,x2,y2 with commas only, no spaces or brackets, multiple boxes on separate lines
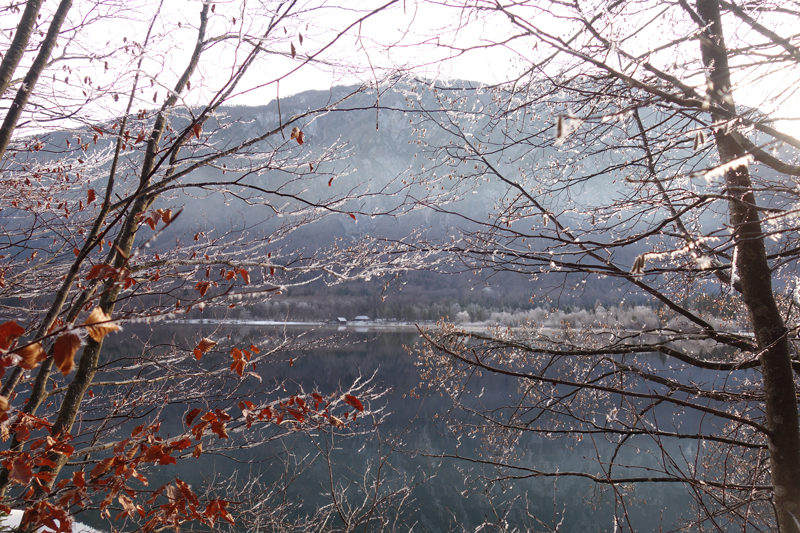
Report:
554,114,582,147
631,253,646,275
699,155,754,183
693,130,706,151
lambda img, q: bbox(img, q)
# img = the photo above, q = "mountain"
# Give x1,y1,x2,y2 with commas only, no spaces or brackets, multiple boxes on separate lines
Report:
13,79,750,318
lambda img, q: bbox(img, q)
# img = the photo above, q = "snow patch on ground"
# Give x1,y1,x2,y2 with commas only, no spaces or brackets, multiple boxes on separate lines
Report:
1,510,104,533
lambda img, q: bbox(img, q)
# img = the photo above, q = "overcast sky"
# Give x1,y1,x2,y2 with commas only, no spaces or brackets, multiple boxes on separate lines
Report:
12,0,800,137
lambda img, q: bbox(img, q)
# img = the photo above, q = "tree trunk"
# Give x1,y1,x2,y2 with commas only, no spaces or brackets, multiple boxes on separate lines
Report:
0,0,45,97
695,0,800,529
16,4,210,513
0,0,72,162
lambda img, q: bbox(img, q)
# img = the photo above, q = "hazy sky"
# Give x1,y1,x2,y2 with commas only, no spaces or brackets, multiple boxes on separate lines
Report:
17,0,800,137
80,1,515,105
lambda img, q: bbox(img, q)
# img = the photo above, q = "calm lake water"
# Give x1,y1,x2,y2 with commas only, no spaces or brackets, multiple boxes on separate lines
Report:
69,323,695,532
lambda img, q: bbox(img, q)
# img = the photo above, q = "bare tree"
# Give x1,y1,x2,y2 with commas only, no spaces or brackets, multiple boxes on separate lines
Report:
0,0,440,530
403,0,800,530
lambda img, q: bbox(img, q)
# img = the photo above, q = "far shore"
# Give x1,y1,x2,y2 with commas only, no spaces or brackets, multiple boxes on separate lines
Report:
167,318,752,337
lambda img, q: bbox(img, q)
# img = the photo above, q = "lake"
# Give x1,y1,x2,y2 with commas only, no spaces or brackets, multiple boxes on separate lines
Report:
63,323,697,532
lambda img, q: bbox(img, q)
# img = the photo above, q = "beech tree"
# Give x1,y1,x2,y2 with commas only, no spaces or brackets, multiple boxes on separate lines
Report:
0,0,428,531
406,0,800,531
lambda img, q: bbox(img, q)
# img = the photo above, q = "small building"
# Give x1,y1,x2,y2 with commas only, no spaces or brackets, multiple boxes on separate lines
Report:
353,315,370,322
337,317,347,324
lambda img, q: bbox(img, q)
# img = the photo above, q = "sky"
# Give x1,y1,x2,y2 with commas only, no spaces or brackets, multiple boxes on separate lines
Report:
6,0,799,139
170,0,800,140
71,0,518,112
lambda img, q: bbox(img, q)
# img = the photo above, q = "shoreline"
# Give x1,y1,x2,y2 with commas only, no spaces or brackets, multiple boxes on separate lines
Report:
165,319,752,337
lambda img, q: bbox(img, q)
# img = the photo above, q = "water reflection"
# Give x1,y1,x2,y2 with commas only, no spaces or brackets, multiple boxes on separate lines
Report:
72,323,696,532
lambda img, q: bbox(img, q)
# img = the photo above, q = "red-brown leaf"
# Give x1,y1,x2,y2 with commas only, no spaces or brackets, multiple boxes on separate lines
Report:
53,333,81,376
230,358,245,377
0,321,25,351
90,457,114,480
196,338,216,355
191,421,208,441
117,493,135,518
158,452,177,465
185,408,202,427
113,439,128,454
343,394,364,412
87,189,96,204
9,457,32,485
196,281,210,296
210,421,228,439
83,307,121,342
85,264,104,280
197,338,215,351
15,343,46,370
204,499,235,526
85,263,117,280
192,123,202,139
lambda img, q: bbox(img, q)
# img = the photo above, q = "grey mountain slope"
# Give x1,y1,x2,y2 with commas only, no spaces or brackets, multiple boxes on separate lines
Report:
13,81,794,308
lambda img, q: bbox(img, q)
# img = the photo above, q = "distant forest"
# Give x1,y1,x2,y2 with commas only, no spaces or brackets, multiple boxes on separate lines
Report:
174,269,750,331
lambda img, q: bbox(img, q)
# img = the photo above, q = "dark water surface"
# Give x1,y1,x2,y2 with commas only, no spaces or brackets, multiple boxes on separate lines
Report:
72,323,693,532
